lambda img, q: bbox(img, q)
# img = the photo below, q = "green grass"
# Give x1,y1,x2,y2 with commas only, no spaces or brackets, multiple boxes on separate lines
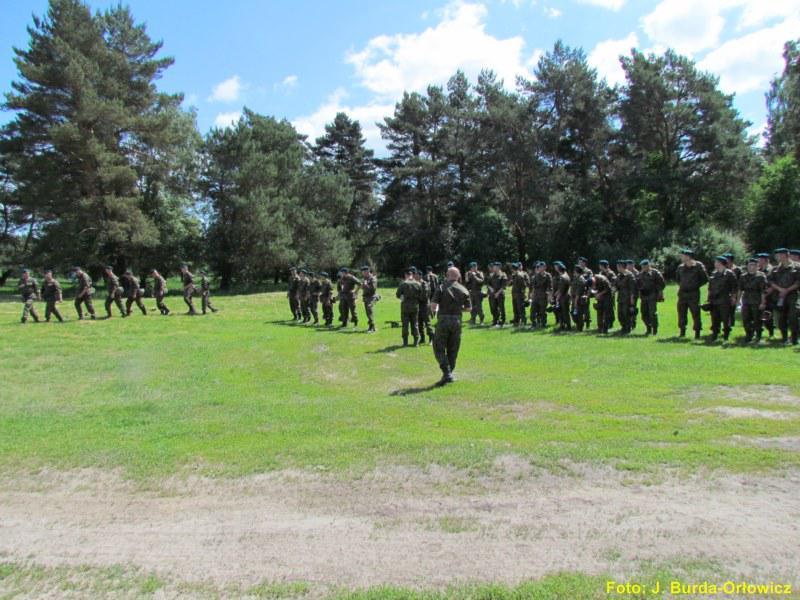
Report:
0,285,798,479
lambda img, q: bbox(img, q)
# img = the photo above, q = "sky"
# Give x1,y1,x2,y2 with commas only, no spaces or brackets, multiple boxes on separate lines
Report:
1,0,798,153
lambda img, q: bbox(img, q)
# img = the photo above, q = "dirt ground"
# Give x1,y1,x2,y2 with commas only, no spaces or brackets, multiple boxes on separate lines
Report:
1,459,799,593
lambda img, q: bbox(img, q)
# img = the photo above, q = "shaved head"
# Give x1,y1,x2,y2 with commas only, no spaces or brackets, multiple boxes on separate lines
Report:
446,266,460,281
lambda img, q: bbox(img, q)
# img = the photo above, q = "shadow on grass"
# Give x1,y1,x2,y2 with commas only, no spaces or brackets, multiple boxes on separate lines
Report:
389,383,439,396
367,344,413,354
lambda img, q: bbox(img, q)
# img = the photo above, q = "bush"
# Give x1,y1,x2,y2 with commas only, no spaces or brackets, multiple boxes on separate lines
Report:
650,225,749,278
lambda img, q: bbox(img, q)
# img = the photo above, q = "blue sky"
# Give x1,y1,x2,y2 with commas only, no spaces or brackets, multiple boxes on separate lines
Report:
2,0,798,152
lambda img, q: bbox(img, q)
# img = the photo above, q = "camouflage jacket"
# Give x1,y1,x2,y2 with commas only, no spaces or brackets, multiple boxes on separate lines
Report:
707,269,737,303
18,277,39,301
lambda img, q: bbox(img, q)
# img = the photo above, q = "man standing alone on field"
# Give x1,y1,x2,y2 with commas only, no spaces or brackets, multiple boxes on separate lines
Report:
431,266,471,386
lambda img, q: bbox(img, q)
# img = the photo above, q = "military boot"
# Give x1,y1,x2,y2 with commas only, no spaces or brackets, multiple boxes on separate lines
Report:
402,336,408,347
679,328,686,337
694,330,700,339
419,333,425,344
413,337,419,347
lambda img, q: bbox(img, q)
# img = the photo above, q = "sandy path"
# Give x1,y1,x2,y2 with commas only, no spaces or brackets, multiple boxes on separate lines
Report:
1,461,799,590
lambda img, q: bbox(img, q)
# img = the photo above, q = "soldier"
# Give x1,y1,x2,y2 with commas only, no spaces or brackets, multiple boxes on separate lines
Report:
318,271,334,326
706,257,737,342
553,261,571,330
738,258,768,343
103,266,126,318
18,269,40,323
465,261,485,325
396,267,423,346
121,269,147,316
297,269,311,323
723,253,742,329
414,269,434,344
768,248,799,345
424,266,439,300
578,257,594,327
675,249,708,339
150,268,170,315
757,252,772,275
41,269,64,322
287,267,301,320
510,262,530,326
790,249,800,266
486,262,508,328
180,263,198,315
199,270,218,315
529,261,552,329
570,265,589,331
598,259,617,329
308,271,322,325
430,266,471,386
757,252,775,337
593,269,613,334
615,260,636,334
360,265,378,332
73,266,96,320
637,259,666,336
337,267,360,327
625,259,640,330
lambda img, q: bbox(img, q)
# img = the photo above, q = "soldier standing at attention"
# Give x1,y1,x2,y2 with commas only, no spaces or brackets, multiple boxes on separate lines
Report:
510,262,530,327
487,262,508,328
738,258,768,343
707,256,738,342
615,260,636,334
465,261,485,325
288,267,301,320
578,257,593,328
553,261,571,331
338,267,360,328
431,266,472,386
318,271,334,326
308,271,322,325
625,260,640,330
103,266,126,318
18,269,41,323
73,266,96,320
360,265,378,333
414,269,434,344
637,259,666,336
598,260,617,329
150,268,170,315
180,264,198,315
424,266,439,300
199,270,218,315
593,269,613,334
297,269,310,323
768,248,800,345
723,253,742,329
41,270,64,322
570,265,589,331
756,252,775,337
529,261,552,329
396,267,423,346
676,249,708,339
121,269,147,316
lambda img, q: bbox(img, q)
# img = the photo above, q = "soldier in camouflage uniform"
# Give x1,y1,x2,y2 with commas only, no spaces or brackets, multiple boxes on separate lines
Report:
288,267,301,320
510,262,531,326
150,268,170,315
360,266,378,332
637,259,666,336
615,260,636,334
414,269,434,344
706,256,737,342
756,252,775,337
738,258,768,343
625,259,640,330
723,253,742,329
570,265,590,331
121,269,147,316
103,266,126,318
199,270,218,315
578,257,593,328
553,261,571,331
337,267,360,327
431,267,472,386
318,271,334,326
529,261,552,329
465,261,485,325
768,248,799,345
424,266,439,300
180,264,198,315
598,260,617,329
487,262,508,328
298,269,311,323
675,249,708,338
396,267,423,346
18,269,41,323
41,270,64,322
593,269,613,334
73,266,96,320
308,271,322,325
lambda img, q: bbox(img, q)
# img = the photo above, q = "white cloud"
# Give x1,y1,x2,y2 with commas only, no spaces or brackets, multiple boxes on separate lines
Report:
588,32,639,86
699,17,800,95
734,0,800,30
213,111,242,128
642,0,725,55
208,75,243,103
292,88,394,152
544,7,562,18
281,75,299,89
345,2,534,98
576,0,626,11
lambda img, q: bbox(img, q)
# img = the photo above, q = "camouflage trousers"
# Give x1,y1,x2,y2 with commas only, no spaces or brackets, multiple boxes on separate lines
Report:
530,295,548,327
45,300,63,322
571,296,589,331
433,315,462,375
774,295,798,343
21,298,40,323
595,295,614,333
639,294,659,333
741,303,763,340
488,292,506,325
556,296,571,330
469,292,484,323
339,295,358,326
289,293,300,319
617,297,631,333
308,294,320,323
202,291,218,314
710,302,731,339
126,294,147,316
677,292,702,333
401,306,420,343
74,294,95,319
511,293,526,325
154,291,170,315
321,298,334,325
105,290,125,317
184,285,197,314
418,302,433,342
300,295,310,321
363,295,376,328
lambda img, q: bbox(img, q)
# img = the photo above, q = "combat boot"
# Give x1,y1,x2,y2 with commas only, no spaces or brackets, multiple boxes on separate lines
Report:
413,336,419,347
652,325,658,336
402,336,408,347
679,328,686,337
645,326,651,335
419,333,425,344
694,330,700,339
436,370,454,387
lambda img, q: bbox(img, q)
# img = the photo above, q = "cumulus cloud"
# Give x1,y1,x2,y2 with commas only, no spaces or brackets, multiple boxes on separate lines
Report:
213,111,242,128
544,7,562,18
733,0,800,30
642,0,725,55
588,32,639,86
281,75,299,89
345,2,534,98
208,75,243,103
575,0,626,11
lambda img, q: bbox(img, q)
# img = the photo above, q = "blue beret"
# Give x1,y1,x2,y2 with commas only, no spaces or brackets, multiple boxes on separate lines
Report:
446,261,454,267
746,258,758,264
598,259,609,266
790,249,800,256
578,256,588,263
468,261,477,267
554,261,565,269
425,265,433,271
339,267,349,273
756,253,769,258
105,265,114,270
714,256,727,263
616,259,625,264
625,259,635,265
360,265,370,271
679,248,694,256
319,271,328,277
723,252,734,259
640,259,650,266
775,248,789,254
21,268,30,274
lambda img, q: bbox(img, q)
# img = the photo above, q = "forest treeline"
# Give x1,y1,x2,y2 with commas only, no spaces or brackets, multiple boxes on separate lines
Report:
2,0,800,286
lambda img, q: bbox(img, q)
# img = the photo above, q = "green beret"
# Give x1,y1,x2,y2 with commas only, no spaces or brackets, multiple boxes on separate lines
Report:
774,248,789,254
339,266,349,273
125,268,133,274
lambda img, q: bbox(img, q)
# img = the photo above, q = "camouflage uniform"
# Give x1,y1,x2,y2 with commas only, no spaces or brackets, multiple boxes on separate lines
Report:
530,267,552,328
396,276,423,345
288,269,301,320
768,258,800,344
431,279,471,384
570,268,589,331
18,274,40,323
337,271,360,327
308,274,322,325
298,272,310,322
676,259,708,337
151,272,170,315
104,270,126,317
73,271,96,319
424,269,439,300
599,265,617,329
122,271,147,316
615,265,636,334
464,267,485,324
510,266,531,326
593,273,613,333
200,273,218,314
637,265,666,335
181,268,198,315
41,276,64,322
707,265,737,340
739,269,767,342
416,275,434,344
487,266,508,327
361,270,378,332
553,268,571,330
319,274,334,326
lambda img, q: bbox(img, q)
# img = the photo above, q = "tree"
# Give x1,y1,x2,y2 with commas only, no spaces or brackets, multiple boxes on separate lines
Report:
766,39,800,161
746,155,800,251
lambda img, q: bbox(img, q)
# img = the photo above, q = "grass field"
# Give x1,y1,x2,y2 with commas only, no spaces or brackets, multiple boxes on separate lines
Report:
1,283,799,598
